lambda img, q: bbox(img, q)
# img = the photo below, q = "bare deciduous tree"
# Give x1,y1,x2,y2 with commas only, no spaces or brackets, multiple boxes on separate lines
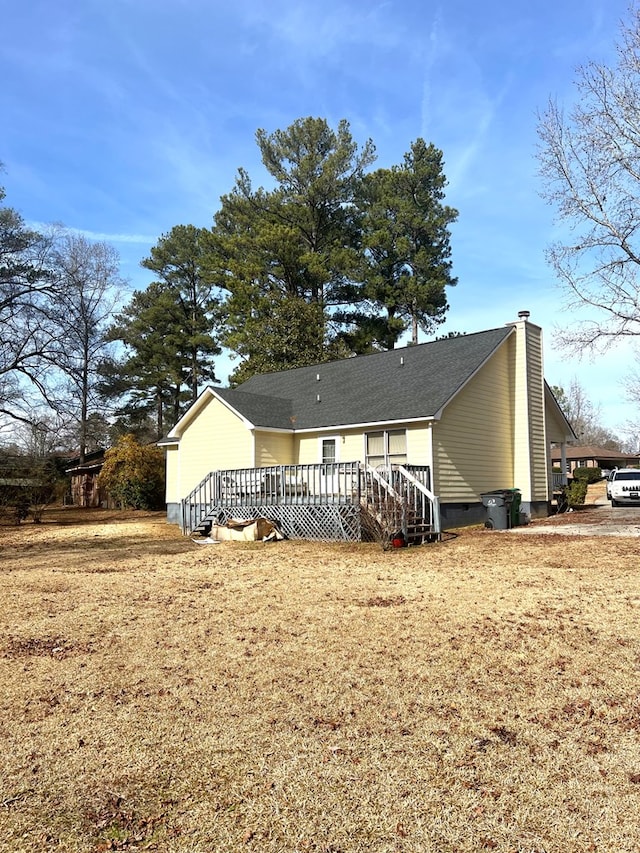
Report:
551,377,620,447
538,7,640,352
0,181,58,426
50,233,125,461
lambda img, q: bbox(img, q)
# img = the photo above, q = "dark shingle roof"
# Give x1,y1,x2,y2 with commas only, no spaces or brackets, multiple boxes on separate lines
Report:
215,388,294,429
217,326,513,430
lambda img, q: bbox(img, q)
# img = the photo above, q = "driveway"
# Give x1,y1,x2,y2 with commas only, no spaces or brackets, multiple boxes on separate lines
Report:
512,482,640,536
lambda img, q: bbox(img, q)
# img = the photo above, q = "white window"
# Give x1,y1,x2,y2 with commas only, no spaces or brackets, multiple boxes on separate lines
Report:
365,429,407,468
319,437,340,495
320,437,339,464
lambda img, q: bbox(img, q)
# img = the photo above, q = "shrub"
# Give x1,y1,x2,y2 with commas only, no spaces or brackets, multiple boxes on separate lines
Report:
564,478,588,508
0,455,63,524
572,466,602,484
98,435,165,510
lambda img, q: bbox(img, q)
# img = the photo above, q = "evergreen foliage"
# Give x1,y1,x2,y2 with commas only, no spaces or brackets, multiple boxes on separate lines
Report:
572,466,602,483
103,225,221,435
2,118,459,439
356,139,458,348
564,478,588,507
211,117,376,382
207,117,457,381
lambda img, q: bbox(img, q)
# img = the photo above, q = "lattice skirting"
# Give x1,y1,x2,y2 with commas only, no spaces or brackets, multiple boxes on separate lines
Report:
205,503,364,542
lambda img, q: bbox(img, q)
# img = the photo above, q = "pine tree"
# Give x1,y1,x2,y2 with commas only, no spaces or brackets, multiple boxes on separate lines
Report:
210,117,375,381
358,140,458,347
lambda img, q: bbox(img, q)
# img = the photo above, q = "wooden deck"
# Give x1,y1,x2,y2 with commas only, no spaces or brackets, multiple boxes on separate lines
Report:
180,462,440,544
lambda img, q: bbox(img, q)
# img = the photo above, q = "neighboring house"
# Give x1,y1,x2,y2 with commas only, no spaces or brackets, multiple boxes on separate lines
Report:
65,450,106,507
550,445,640,474
161,313,575,540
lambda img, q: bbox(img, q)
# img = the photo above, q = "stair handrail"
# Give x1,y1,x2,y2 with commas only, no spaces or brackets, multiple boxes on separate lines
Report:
180,470,219,533
363,464,403,501
396,464,441,536
396,464,436,500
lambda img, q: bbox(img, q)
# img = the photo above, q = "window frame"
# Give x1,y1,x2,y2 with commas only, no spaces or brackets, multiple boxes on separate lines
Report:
319,436,340,465
365,428,407,468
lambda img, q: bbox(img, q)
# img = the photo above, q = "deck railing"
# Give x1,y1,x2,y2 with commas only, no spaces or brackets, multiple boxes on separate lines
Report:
180,461,440,541
181,462,362,533
552,472,566,490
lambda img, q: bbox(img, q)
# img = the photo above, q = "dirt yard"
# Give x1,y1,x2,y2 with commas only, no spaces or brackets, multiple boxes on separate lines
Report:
1,505,640,852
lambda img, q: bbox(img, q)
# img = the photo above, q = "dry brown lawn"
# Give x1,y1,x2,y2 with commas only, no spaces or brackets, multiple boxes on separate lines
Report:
1,507,639,852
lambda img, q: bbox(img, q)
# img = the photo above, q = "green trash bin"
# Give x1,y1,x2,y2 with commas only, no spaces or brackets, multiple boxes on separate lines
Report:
481,490,514,530
507,489,521,527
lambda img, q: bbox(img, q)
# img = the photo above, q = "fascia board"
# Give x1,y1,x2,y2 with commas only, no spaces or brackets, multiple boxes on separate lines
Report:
157,437,179,447
252,425,295,434
292,415,437,434
167,386,256,438
65,462,104,473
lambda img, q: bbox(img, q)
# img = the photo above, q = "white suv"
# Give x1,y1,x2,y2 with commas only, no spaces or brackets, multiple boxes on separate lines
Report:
608,468,640,507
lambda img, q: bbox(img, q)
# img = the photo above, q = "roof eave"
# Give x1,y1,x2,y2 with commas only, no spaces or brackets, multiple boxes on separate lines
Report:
292,415,438,434
167,386,256,438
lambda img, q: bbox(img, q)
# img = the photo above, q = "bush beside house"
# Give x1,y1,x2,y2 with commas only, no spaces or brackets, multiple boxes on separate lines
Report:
572,466,602,484
98,435,165,510
564,478,588,508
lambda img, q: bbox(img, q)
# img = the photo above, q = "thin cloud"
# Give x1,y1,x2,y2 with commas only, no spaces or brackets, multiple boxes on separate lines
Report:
27,221,156,245
245,1,404,57
420,6,445,139
69,228,157,245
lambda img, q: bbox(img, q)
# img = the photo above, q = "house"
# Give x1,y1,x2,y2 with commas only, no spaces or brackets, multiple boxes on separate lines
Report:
550,445,640,475
161,313,575,540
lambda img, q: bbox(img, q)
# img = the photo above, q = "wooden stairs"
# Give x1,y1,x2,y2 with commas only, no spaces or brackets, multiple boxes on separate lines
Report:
359,464,440,546
180,462,440,543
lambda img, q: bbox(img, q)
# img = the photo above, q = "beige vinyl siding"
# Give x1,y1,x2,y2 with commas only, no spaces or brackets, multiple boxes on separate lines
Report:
295,430,362,464
405,423,432,466
164,445,179,504
512,321,548,503
342,431,366,462
295,433,318,464
295,424,431,467
512,323,530,499
434,342,513,502
526,327,548,501
545,393,572,443
177,396,253,497
255,431,295,466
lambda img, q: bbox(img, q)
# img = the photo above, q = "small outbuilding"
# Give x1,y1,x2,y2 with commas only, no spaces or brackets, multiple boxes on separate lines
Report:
65,450,107,507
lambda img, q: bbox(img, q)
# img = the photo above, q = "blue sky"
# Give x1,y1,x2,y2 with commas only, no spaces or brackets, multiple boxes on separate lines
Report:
1,0,635,435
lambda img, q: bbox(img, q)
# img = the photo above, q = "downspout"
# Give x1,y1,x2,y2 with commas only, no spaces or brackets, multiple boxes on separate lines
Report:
250,430,257,469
